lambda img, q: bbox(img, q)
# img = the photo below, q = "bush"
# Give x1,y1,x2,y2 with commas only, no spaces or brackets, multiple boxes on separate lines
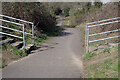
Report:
69,2,103,26
2,2,56,34
94,2,103,8
86,2,92,11
83,52,96,60
39,34,48,40
64,8,70,17
54,7,62,15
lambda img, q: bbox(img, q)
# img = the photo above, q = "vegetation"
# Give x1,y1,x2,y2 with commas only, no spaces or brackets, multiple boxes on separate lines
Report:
63,7,70,17
2,2,63,44
66,2,119,78
62,17,71,27
69,2,103,27
60,2,103,27
86,56,118,78
34,28,62,46
2,2,56,33
1,2,63,68
1,27,61,68
83,52,96,60
3,43,26,57
3,43,27,57
54,7,62,15
1,3,119,78
0,58,7,68
83,44,119,78
1,43,27,68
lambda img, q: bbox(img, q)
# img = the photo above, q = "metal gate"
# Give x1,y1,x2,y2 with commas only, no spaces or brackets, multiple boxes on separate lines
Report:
0,14,34,49
85,17,120,53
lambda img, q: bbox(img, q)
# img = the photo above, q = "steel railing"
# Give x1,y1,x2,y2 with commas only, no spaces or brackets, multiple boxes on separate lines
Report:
0,14,34,49
85,17,120,53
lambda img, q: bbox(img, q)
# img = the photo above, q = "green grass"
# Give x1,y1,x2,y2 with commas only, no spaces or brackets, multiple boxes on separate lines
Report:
8,24,18,29
103,48,111,53
2,43,27,68
83,52,96,60
34,36,48,46
26,30,31,33
83,45,119,78
12,47,27,57
86,56,118,78
3,43,27,57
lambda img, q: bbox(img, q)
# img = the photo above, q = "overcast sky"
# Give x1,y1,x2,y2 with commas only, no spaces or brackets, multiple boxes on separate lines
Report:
101,0,110,3
0,0,119,2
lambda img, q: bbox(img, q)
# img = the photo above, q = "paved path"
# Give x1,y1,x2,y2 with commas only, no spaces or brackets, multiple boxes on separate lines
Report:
2,17,84,78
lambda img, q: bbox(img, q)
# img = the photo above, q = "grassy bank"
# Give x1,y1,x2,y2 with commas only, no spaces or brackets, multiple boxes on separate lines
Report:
2,43,27,68
78,2,119,78
83,44,119,78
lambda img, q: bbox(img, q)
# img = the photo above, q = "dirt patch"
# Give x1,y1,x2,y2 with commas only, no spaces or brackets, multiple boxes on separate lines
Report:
83,44,119,78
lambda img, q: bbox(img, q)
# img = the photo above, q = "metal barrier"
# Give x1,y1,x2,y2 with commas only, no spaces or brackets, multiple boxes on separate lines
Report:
85,17,120,53
0,14,34,49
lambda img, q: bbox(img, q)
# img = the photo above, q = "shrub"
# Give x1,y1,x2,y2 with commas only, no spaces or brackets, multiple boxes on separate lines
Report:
64,8,70,17
83,52,96,60
2,2,56,34
86,2,92,11
39,34,48,40
54,7,62,15
94,2,103,8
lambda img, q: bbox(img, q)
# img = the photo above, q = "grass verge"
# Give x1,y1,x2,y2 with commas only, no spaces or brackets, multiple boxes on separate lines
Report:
1,43,27,68
83,45,119,78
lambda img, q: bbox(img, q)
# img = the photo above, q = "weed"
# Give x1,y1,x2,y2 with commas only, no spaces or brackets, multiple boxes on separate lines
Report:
26,40,32,44
103,48,111,53
104,42,109,45
64,8,70,17
83,52,96,60
9,24,18,29
12,47,26,57
85,56,118,78
26,30,31,33
62,18,71,27
3,43,27,57
39,34,48,40
34,36,46,46
110,45,119,53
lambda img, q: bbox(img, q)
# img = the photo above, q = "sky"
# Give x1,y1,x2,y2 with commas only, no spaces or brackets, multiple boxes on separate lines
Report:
101,0,110,3
0,0,119,2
